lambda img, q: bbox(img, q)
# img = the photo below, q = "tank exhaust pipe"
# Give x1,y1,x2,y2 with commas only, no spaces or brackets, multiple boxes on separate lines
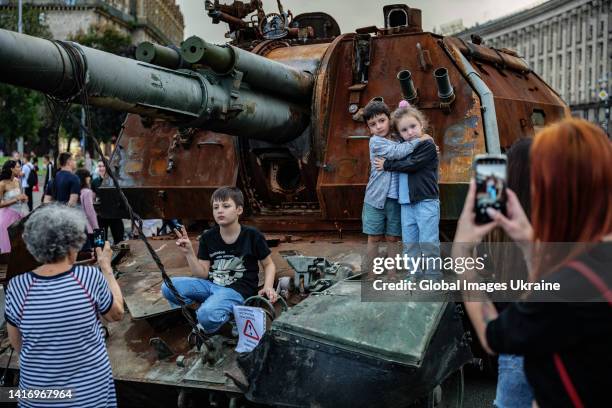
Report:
135,42,188,70
434,67,455,106
396,70,418,104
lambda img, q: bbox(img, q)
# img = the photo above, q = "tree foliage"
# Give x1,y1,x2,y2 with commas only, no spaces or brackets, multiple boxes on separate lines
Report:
0,86,43,149
70,24,133,57
0,2,52,38
0,4,52,151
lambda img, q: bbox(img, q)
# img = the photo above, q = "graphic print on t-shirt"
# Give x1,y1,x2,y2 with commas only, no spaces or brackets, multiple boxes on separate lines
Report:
198,225,272,299
209,255,246,286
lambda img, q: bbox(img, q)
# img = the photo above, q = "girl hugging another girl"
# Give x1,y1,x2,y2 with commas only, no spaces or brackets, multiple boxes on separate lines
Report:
373,102,441,277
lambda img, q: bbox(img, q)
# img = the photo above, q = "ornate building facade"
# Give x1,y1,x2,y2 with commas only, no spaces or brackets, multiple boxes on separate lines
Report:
458,0,612,123
0,0,184,45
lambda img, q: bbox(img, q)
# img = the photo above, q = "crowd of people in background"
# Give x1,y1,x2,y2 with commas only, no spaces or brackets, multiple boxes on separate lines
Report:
0,150,125,254
0,146,180,256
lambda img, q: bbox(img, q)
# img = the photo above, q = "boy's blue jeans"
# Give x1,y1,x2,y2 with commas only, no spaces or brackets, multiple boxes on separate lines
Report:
494,354,534,408
400,199,441,275
161,277,244,334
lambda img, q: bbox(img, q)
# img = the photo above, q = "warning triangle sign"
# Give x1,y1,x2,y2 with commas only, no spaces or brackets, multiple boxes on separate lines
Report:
243,319,260,340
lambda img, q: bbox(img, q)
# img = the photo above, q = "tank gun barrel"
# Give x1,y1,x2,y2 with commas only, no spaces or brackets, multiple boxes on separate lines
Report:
0,29,308,142
180,36,313,101
135,42,187,70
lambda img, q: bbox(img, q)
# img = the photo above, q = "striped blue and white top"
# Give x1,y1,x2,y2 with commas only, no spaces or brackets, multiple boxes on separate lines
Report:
4,265,116,408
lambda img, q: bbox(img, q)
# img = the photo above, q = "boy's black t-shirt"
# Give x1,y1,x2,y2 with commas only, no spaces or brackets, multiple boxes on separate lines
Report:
197,225,271,299
45,170,80,203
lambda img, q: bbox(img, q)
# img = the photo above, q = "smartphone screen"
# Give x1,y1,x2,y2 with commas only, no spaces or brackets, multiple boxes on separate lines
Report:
474,155,507,224
93,228,106,248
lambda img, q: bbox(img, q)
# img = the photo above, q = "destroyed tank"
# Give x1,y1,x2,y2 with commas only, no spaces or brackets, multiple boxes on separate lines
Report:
0,2,569,407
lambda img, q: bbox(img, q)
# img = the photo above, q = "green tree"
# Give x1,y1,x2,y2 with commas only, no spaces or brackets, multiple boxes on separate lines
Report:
70,24,133,57
0,2,52,38
0,3,52,152
0,86,43,150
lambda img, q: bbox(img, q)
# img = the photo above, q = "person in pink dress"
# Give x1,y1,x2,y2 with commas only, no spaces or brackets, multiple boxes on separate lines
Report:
0,160,28,253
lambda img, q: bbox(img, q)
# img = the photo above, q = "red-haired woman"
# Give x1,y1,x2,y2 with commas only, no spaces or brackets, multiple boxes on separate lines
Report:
454,118,611,407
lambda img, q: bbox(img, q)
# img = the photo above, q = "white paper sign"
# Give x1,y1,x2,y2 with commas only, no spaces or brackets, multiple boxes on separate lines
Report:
233,305,266,352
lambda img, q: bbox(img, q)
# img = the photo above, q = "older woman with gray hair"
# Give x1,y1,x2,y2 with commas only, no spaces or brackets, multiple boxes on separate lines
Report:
4,204,124,408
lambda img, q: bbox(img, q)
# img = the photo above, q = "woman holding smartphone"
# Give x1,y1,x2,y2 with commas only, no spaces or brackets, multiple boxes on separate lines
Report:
454,118,612,407
5,204,124,407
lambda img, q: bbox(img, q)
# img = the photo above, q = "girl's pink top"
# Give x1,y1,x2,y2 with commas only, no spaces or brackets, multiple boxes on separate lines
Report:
80,188,99,233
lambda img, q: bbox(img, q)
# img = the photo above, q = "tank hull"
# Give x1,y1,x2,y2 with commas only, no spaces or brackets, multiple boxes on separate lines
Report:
241,300,471,407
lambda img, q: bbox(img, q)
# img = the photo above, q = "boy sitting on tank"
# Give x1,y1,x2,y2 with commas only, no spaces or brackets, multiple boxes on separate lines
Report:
161,186,277,335
361,99,432,276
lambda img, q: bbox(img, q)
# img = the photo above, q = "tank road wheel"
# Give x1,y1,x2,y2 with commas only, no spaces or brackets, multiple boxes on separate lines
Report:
412,368,464,408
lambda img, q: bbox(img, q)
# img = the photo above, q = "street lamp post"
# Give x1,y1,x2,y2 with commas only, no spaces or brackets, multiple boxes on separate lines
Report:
17,0,22,33
598,73,611,138
17,0,24,155
604,95,611,137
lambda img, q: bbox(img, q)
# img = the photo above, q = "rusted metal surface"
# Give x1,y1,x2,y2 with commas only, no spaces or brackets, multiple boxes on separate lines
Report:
116,238,193,319
292,12,341,39
317,32,487,220
312,33,356,221
443,37,567,149
98,115,239,219
116,233,365,300
243,215,361,232
264,43,330,74
445,37,530,73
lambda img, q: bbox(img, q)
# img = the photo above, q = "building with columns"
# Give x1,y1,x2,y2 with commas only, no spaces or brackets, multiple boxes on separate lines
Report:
458,0,612,123
0,0,184,45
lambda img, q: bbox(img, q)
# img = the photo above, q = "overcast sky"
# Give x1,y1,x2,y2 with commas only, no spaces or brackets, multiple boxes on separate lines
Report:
175,0,541,43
